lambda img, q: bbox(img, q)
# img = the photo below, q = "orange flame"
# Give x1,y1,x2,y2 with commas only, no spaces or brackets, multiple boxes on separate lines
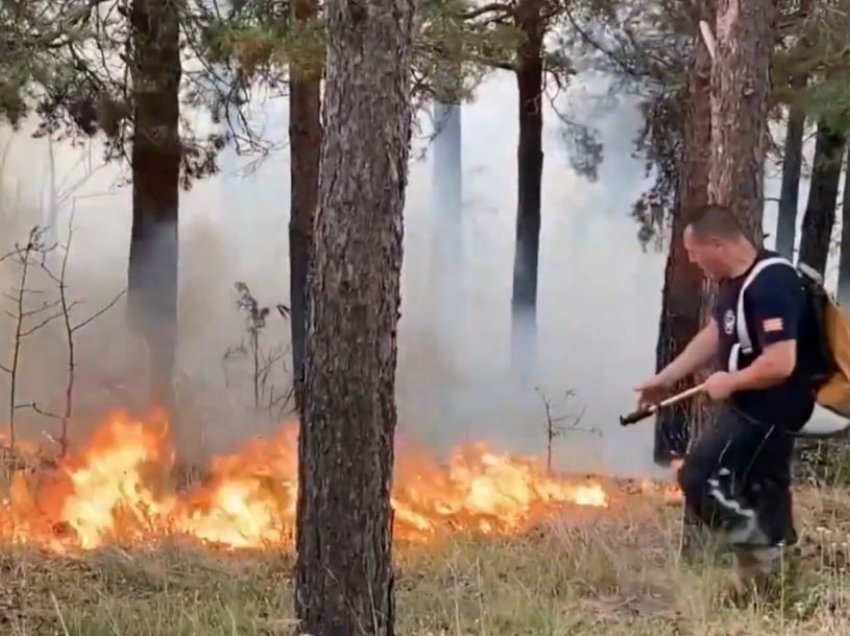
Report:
0,411,610,551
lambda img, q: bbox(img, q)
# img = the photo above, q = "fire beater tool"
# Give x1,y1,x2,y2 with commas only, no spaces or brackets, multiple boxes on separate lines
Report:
619,384,705,426
619,383,850,439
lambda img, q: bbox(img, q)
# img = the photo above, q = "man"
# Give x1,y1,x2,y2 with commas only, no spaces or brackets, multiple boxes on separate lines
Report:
636,203,818,578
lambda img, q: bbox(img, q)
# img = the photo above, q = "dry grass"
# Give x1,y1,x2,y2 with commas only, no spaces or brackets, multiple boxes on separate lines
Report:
0,484,849,635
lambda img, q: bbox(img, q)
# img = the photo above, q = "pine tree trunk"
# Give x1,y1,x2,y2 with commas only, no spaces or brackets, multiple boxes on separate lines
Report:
774,77,807,259
292,0,415,631
510,0,544,379
431,101,462,294
838,144,850,308
708,0,775,244
431,84,463,430
653,24,712,467
431,53,463,346
128,0,181,423
798,120,846,277
288,0,322,414
678,0,774,558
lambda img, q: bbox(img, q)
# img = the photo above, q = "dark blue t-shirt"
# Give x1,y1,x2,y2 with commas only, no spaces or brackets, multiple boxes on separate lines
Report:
713,249,816,429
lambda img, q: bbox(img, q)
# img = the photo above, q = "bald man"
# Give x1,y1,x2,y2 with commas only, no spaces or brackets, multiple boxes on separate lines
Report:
636,203,820,579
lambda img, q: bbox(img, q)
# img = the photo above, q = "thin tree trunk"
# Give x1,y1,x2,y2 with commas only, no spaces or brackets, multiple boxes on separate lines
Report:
128,0,181,423
292,0,415,631
838,144,850,308
798,120,846,277
774,76,807,259
288,0,322,414
653,21,712,467
510,0,544,380
431,68,463,431
431,101,462,299
708,0,775,245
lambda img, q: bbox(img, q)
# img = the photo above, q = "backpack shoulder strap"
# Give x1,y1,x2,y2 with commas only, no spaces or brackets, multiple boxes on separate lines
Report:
736,256,797,355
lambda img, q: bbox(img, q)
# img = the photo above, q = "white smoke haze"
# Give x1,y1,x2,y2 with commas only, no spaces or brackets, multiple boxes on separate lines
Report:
0,68,837,477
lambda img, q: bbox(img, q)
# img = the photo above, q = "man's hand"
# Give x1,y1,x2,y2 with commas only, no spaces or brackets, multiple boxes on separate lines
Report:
634,374,674,410
632,319,719,411
703,371,737,401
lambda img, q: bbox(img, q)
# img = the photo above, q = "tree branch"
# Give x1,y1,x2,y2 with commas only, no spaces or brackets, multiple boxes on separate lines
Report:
562,5,643,79
70,288,126,333
19,306,74,337
699,20,716,61
15,402,61,420
461,2,515,20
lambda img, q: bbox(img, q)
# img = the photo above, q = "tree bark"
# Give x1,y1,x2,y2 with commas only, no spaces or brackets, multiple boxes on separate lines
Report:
288,0,322,414
510,0,545,379
703,0,775,450
676,0,775,557
708,0,775,245
838,144,850,308
127,0,181,423
293,0,415,632
797,120,846,277
653,23,713,467
774,76,807,259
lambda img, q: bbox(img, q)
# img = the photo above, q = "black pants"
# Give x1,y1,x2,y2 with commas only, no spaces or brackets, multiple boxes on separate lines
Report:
676,406,797,547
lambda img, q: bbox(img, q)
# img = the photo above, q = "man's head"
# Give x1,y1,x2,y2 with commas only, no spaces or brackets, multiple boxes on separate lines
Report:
683,204,756,280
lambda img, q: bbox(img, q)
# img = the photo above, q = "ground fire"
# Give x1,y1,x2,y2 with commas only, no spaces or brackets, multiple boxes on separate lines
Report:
0,411,676,552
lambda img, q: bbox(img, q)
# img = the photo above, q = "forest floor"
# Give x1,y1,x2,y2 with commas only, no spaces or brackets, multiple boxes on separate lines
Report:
0,483,848,635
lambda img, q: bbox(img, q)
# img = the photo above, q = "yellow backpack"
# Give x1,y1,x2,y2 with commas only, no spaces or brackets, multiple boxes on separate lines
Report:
736,259,850,420
800,263,850,418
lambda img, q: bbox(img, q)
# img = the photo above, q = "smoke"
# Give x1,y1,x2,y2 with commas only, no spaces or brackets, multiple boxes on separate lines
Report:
397,71,666,478
0,69,673,478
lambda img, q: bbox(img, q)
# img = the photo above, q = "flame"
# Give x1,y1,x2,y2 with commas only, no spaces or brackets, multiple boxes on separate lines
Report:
0,411,611,552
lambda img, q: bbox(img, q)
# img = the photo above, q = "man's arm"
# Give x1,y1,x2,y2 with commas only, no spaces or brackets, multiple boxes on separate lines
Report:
727,341,796,391
727,268,801,392
657,318,719,385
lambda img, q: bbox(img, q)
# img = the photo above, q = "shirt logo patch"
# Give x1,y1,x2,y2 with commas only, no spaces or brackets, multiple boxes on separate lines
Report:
763,317,784,333
724,309,736,335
